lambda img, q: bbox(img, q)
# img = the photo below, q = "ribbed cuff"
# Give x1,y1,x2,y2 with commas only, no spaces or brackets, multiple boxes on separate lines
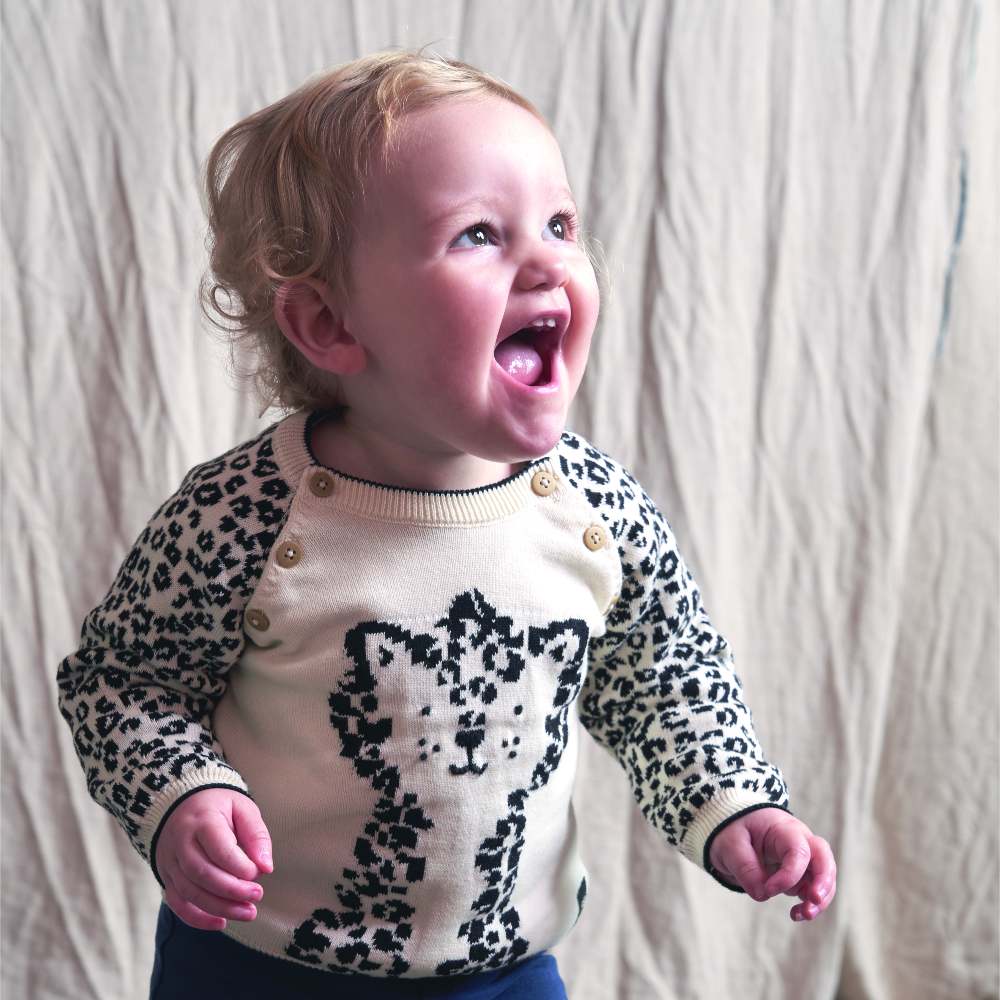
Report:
701,802,795,892
139,766,251,886
680,787,793,893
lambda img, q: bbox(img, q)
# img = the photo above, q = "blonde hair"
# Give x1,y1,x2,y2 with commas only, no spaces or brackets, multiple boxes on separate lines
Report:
201,49,573,416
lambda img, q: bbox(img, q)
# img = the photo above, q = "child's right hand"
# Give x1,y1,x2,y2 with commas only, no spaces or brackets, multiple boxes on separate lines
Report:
155,787,274,931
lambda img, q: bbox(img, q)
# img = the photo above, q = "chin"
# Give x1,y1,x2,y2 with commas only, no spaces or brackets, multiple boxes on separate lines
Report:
491,421,568,464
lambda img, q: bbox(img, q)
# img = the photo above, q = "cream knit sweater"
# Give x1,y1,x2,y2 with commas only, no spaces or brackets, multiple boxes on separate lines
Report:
57,410,789,979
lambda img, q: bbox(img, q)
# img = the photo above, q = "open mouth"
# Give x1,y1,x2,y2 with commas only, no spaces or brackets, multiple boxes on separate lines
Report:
493,318,563,388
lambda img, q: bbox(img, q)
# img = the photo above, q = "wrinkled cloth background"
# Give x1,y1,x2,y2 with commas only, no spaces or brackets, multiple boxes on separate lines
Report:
3,2,997,998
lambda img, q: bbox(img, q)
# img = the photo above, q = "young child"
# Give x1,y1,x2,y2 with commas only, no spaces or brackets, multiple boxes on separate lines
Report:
58,50,836,1000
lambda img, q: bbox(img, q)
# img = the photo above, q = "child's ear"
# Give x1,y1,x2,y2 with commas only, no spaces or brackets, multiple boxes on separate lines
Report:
274,279,366,376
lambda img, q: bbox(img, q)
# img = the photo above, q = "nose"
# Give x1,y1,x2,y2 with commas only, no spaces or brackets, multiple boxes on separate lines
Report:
515,243,569,291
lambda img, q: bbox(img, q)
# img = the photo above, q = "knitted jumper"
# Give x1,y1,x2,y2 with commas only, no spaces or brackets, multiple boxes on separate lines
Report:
57,410,789,979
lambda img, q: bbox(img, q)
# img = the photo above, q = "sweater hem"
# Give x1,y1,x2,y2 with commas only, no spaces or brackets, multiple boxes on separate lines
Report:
220,920,556,981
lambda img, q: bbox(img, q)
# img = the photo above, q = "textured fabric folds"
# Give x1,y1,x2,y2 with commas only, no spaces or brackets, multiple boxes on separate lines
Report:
3,2,996,999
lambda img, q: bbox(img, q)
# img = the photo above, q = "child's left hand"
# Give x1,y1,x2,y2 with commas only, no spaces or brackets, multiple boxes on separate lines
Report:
708,808,837,922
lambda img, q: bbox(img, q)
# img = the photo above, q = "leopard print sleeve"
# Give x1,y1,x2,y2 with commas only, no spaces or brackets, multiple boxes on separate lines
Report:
56,425,293,871
558,432,790,886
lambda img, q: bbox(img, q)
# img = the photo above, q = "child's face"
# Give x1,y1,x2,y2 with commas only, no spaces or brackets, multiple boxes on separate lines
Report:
337,95,599,468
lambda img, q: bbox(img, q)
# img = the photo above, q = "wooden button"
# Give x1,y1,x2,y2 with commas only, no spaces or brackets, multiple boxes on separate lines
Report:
276,539,303,567
245,608,270,632
583,524,607,551
530,470,558,496
309,470,334,497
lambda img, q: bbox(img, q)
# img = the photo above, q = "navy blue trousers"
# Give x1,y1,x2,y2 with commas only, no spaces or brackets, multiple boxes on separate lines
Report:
149,905,569,1000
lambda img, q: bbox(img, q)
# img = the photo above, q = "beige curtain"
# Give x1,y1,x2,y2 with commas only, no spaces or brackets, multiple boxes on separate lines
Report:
3,2,996,997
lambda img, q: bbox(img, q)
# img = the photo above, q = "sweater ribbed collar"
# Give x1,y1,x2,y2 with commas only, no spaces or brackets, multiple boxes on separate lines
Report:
272,409,561,526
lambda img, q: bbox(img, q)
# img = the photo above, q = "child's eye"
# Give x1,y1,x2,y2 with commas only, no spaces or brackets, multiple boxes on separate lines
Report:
544,210,578,241
451,222,495,249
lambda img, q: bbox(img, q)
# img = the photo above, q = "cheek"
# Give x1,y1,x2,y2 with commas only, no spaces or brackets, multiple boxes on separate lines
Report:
567,262,600,340
433,264,510,325
558,263,599,391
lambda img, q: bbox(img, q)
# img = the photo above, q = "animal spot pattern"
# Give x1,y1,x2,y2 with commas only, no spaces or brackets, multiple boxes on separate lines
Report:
558,433,789,850
56,424,292,860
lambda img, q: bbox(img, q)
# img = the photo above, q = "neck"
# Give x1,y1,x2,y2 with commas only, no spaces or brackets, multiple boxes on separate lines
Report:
309,414,527,492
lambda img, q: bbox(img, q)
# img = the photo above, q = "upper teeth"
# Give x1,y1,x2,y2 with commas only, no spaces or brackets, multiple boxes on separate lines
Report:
530,318,558,328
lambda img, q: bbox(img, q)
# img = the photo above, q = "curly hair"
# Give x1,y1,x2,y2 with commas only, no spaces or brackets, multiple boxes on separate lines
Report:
200,49,559,416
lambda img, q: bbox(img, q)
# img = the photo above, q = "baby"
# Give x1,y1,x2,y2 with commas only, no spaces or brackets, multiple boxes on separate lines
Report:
58,50,836,1000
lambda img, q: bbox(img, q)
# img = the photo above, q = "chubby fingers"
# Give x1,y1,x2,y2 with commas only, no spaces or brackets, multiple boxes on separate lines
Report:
168,859,260,927
759,822,813,899
231,794,274,875
163,872,229,931
161,822,266,931
710,815,838,922
711,824,770,900
184,835,265,904
787,835,837,922
198,809,262,882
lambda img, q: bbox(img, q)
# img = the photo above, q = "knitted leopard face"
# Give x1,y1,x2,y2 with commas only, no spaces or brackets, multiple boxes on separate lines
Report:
285,587,590,977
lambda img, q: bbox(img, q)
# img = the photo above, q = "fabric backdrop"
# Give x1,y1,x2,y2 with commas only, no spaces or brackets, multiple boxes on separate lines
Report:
3,2,997,998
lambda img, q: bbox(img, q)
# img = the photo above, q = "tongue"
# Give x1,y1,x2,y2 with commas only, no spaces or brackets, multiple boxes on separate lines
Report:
494,331,544,385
